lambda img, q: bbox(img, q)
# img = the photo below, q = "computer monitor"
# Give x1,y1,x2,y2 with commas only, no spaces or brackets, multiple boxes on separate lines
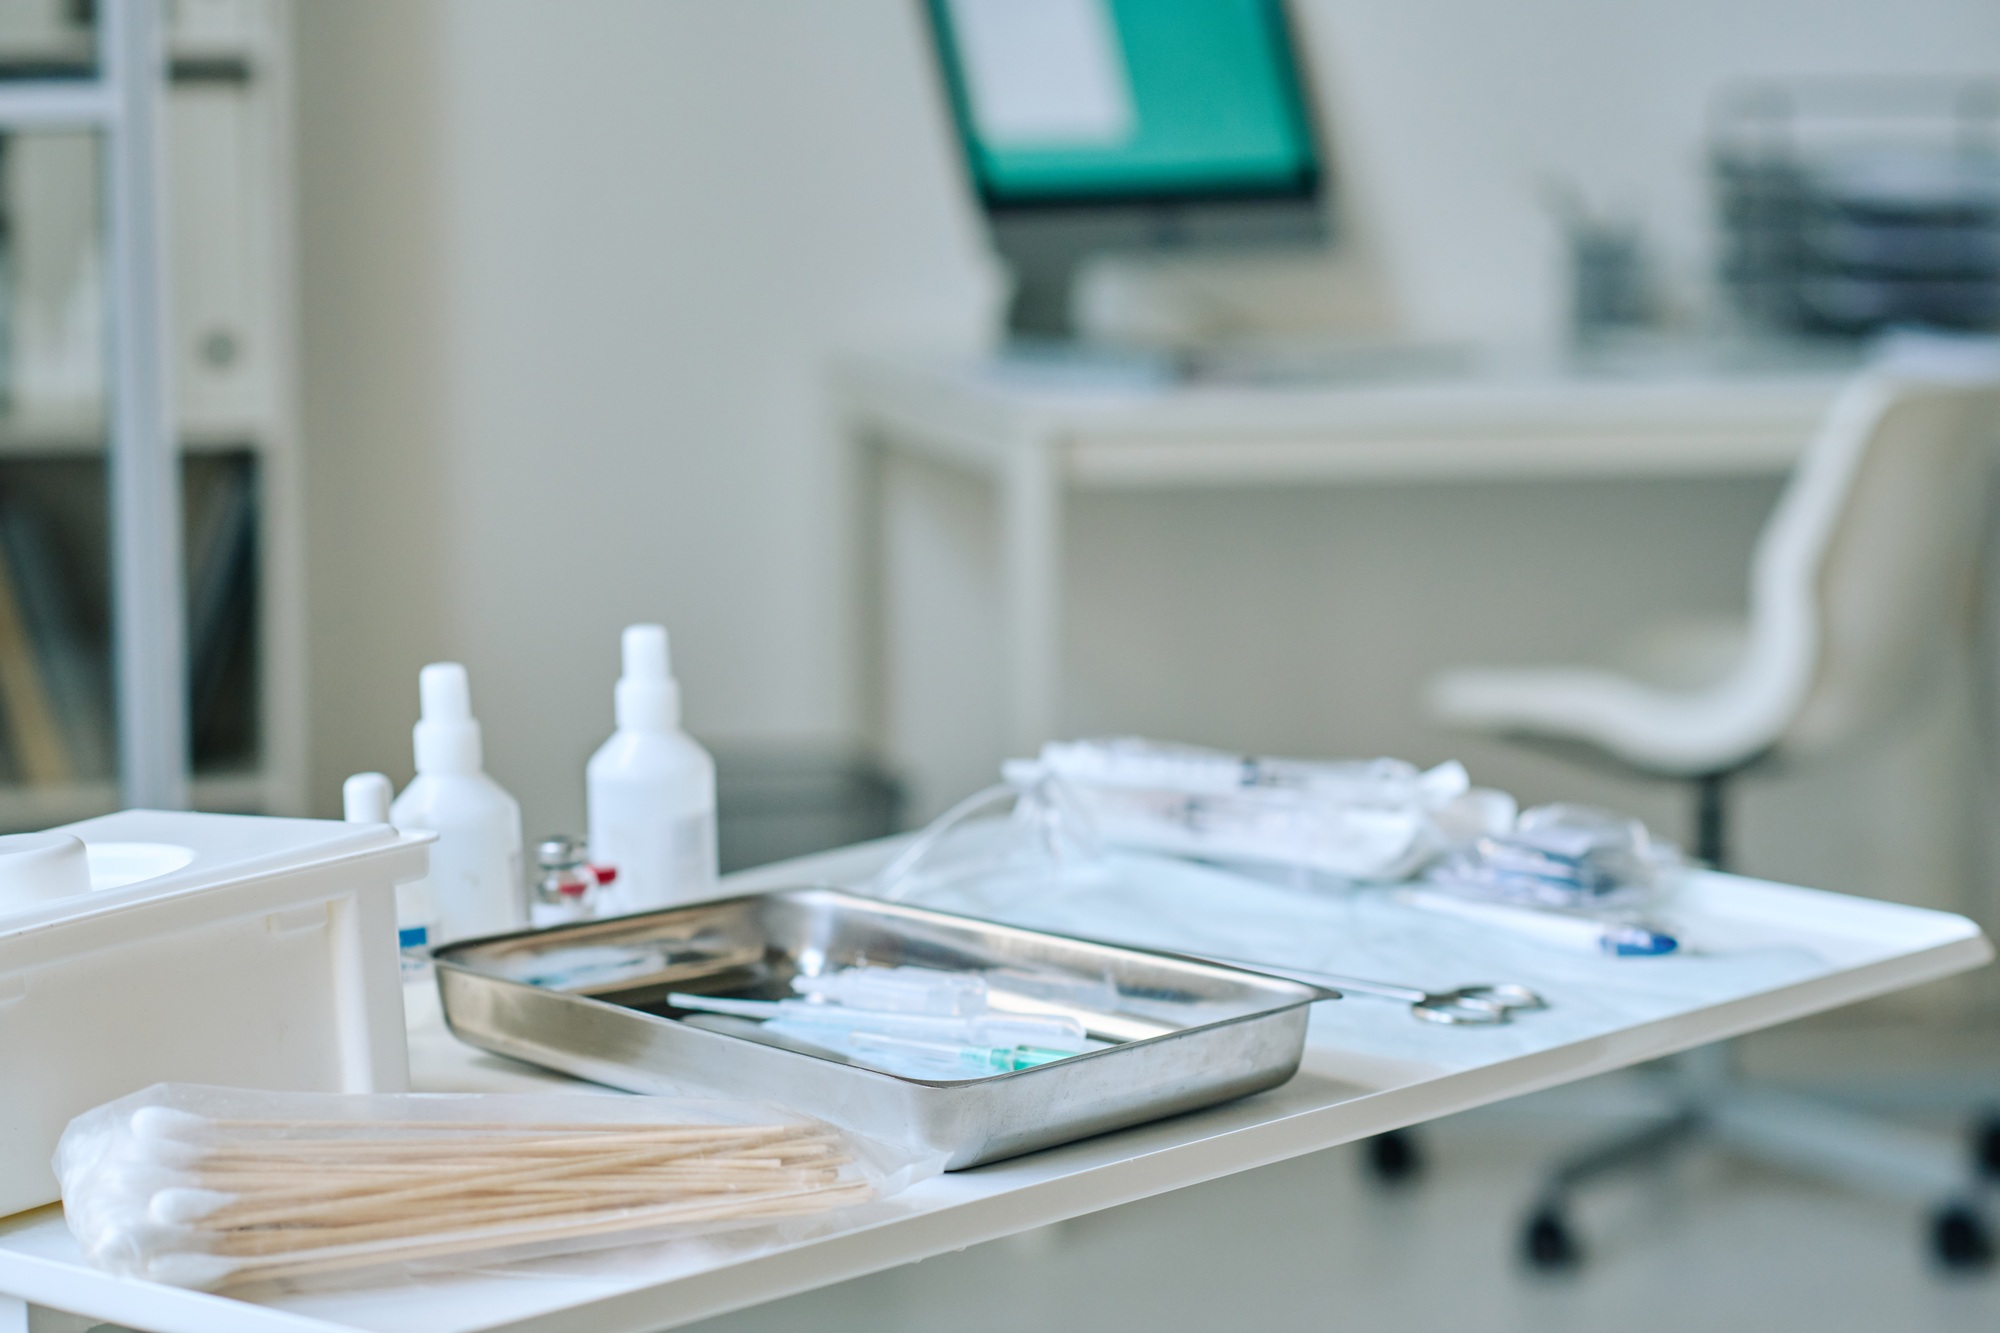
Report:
925,0,1328,339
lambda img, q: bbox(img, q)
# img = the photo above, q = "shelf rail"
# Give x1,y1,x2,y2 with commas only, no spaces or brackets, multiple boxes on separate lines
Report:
0,0,188,810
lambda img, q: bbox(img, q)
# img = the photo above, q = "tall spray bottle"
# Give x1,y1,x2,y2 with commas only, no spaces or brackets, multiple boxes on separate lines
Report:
389,663,525,942
587,624,717,912
344,770,438,976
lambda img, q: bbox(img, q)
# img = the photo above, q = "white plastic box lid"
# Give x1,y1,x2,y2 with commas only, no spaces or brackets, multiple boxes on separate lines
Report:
0,809,421,940
0,809,433,1217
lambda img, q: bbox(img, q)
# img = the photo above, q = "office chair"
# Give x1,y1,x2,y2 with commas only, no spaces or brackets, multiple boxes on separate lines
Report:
1428,339,2000,1269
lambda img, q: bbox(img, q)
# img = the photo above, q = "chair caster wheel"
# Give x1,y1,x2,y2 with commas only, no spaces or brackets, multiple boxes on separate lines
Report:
1932,1203,1995,1270
1975,1115,2000,1180
1523,1205,1582,1271
1365,1130,1423,1184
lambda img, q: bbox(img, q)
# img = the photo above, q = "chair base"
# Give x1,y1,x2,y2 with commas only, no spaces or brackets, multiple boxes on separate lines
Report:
1518,1046,1999,1272
1364,1128,1425,1184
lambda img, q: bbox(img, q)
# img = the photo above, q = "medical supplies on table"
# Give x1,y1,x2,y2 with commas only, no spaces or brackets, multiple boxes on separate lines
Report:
56,1083,938,1291
431,886,1327,1169
0,810,428,1216
1024,738,1516,882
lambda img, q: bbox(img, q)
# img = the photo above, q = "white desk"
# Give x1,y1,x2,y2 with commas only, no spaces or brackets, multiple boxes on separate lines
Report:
1,838,1987,1333
836,354,1843,777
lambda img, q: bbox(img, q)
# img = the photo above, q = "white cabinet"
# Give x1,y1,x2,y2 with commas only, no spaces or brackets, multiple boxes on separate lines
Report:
0,0,302,826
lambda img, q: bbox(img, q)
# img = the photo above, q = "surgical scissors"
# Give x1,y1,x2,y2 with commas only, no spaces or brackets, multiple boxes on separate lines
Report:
1191,952,1548,1026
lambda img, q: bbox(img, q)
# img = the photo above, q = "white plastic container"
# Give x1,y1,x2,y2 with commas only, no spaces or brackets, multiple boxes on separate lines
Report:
390,663,525,943
0,808,429,1217
587,624,718,912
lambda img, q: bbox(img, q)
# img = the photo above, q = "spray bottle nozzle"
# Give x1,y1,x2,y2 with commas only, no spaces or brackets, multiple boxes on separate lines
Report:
614,624,680,731
420,663,472,721
414,662,483,774
622,624,670,681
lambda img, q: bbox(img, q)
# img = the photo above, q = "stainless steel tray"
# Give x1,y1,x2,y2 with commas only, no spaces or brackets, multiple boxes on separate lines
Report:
433,887,1329,1168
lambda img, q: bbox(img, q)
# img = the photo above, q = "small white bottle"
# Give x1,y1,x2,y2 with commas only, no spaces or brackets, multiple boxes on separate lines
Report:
344,770,438,977
389,663,525,943
587,624,717,912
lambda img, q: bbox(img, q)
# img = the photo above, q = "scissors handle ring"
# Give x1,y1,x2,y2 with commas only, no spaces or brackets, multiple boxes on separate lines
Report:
1410,995,1514,1026
1457,983,1549,1012
1409,983,1550,1026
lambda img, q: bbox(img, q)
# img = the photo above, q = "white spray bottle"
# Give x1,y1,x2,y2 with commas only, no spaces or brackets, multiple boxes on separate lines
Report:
344,770,439,977
389,663,525,943
587,624,717,911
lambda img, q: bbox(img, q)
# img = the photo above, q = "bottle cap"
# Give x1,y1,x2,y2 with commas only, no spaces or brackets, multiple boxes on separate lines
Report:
413,663,484,775
342,772,394,824
614,624,681,731
537,835,587,869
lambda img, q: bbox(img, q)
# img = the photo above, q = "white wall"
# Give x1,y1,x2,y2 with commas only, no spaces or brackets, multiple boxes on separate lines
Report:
297,0,454,819
1309,0,2000,342
299,0,999,834
297,1,2000,967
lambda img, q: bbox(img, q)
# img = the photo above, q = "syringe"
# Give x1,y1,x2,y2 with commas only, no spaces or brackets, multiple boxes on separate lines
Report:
665,993,1091,1051
848,1030,1075,1072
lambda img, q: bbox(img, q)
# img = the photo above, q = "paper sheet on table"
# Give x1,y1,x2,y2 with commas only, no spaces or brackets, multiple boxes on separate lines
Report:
904,854,1830,1071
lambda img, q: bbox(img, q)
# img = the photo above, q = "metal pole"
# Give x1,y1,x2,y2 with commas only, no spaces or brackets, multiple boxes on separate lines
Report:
102,0,188,809
0,85,116,127
1694,770,1729,871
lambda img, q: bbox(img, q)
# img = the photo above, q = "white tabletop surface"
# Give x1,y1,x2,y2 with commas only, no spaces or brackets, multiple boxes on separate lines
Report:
0,840,1988,1333
835,348,1850,485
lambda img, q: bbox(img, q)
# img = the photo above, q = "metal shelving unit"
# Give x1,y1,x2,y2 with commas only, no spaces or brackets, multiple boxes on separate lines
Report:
0,0,303,828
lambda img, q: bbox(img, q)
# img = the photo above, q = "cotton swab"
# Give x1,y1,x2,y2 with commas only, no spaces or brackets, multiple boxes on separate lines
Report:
86,1108,874,1290
197,1179,876,1288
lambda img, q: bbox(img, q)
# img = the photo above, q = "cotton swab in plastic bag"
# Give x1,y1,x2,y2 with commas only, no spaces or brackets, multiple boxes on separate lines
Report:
56,1084,942,1291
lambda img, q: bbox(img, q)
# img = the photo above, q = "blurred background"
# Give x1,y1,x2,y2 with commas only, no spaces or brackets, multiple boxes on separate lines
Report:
2,0,2000,1327
287,0,2000,1007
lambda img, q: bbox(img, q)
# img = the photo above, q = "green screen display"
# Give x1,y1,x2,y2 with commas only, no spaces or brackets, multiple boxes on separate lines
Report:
930,0,1318,204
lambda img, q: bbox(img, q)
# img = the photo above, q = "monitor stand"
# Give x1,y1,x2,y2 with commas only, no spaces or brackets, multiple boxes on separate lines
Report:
993,194,1327,340
987,205,1459,389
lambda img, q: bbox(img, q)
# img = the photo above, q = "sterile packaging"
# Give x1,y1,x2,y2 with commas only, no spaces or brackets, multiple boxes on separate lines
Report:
0,810,429,1217
871,763,1109,905
792,963,991,1015
1425,803,1683,911
1016,739,1516,883
56,1083,944,1292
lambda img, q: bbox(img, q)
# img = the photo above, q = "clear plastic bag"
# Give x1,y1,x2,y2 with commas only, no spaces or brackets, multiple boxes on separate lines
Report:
865,744,1681,927
1035,739,1516,881
878,740,1515,894
1425,802,1684,911
869,761,1110,904
55,1083,945,1292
